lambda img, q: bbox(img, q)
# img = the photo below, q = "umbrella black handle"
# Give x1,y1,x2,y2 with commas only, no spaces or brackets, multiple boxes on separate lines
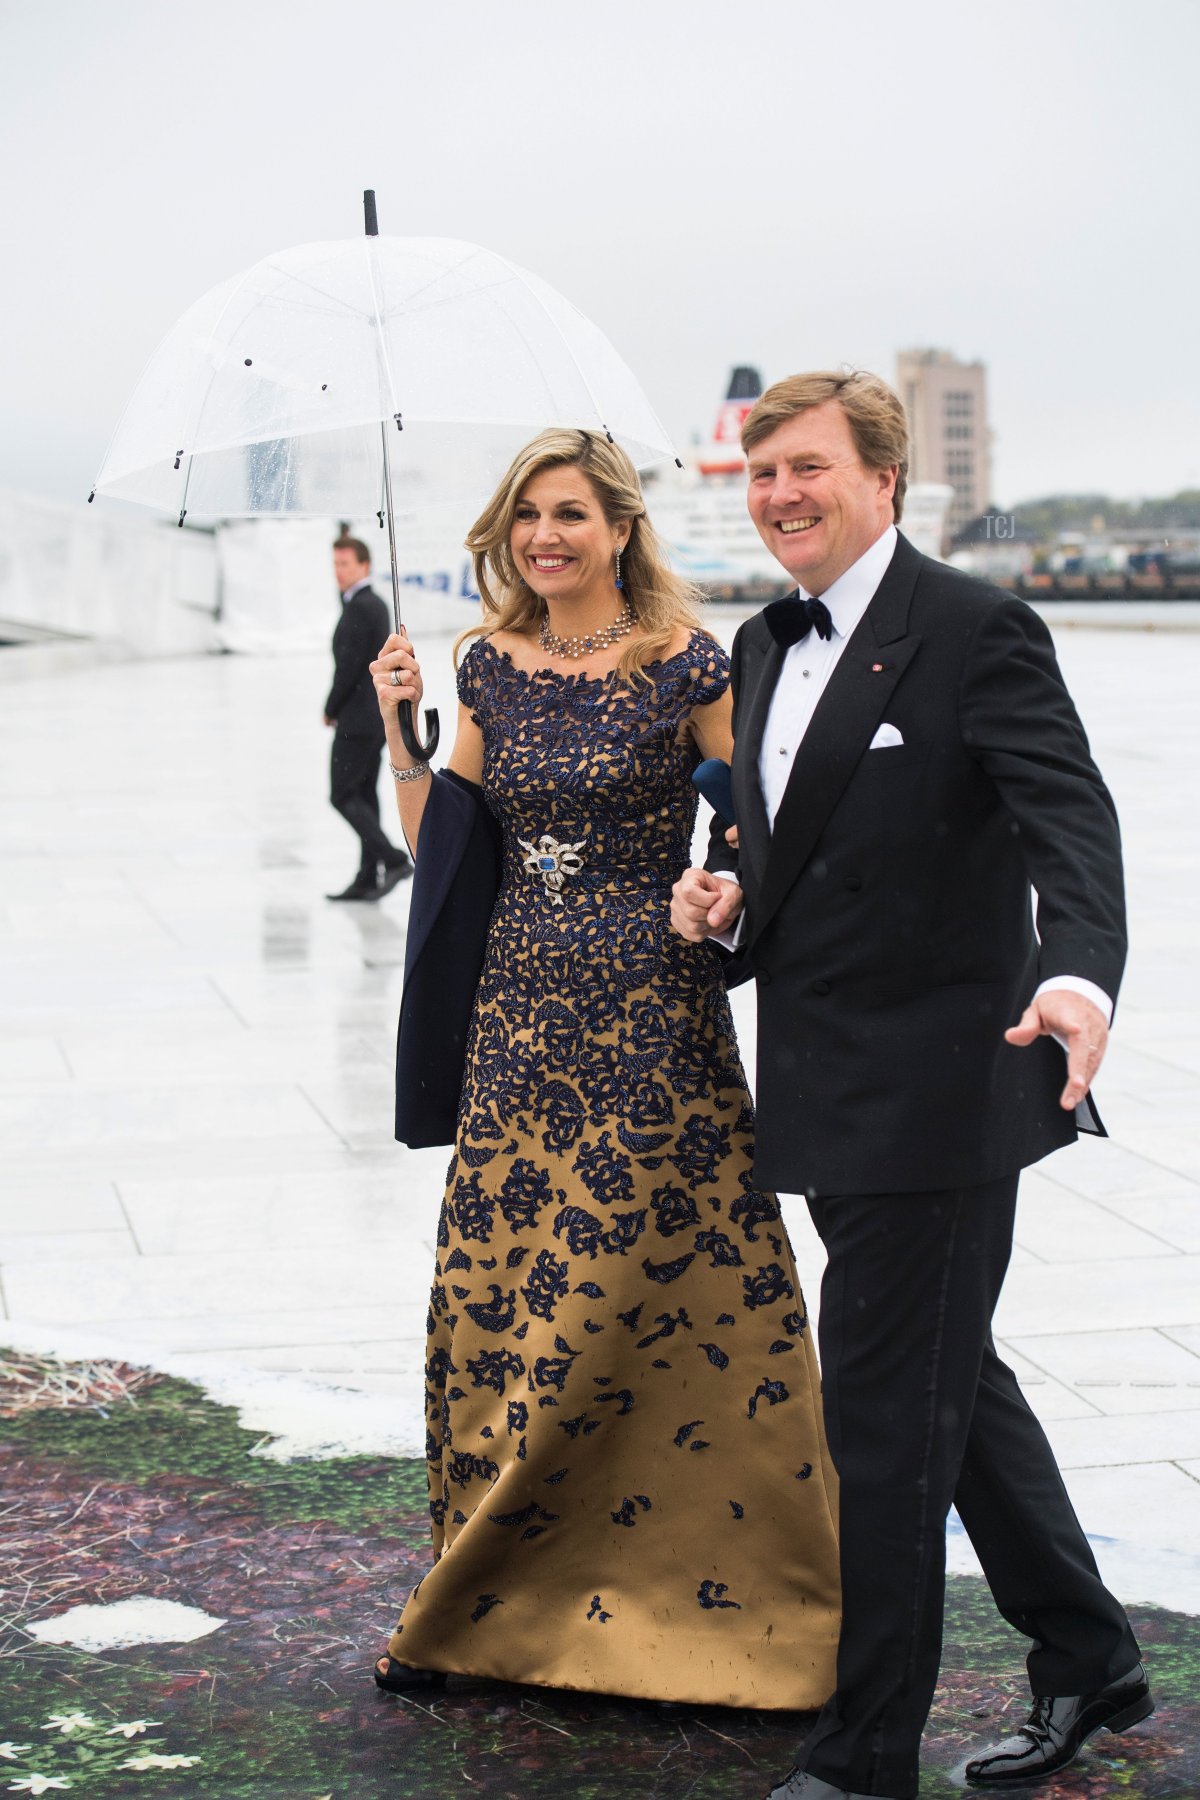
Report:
364,189,379,236
398,699,440,761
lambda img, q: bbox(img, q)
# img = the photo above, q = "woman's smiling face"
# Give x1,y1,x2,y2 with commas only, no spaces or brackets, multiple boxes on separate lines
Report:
511,465,627,611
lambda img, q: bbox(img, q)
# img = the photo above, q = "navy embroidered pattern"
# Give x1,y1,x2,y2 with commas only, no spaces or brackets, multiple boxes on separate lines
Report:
386,633,838,1701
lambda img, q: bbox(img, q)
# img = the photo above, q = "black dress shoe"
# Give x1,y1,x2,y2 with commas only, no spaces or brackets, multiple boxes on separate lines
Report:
765,1775,849,1800
373,1653,447,1694
326,876,377,901
965,1662,1153,1786
377,856,413,897
765,1771,895,1800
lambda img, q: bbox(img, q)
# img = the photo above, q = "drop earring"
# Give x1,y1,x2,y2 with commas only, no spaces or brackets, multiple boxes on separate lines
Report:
614,546,624,591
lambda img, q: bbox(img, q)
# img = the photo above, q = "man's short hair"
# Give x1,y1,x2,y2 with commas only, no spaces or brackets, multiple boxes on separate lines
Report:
740,370,909,523
334,535,372,567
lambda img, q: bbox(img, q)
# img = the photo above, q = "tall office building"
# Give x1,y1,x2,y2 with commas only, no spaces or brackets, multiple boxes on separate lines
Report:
896,349,991,540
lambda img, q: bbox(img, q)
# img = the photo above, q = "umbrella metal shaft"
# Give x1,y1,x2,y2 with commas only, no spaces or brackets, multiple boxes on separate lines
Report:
378,413,439,758
364,189,439,760
379,418,404,639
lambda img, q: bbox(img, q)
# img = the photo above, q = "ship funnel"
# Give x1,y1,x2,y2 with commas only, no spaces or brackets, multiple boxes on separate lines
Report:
725,366,762,402
698,365,763,476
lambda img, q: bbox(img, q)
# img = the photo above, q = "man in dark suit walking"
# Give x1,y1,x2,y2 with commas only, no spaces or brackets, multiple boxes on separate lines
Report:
671,372,1150,1800
324,536,411,901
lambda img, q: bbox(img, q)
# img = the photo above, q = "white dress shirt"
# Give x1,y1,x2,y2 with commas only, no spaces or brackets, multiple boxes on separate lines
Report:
715,524,1112,1025
759,525,898,822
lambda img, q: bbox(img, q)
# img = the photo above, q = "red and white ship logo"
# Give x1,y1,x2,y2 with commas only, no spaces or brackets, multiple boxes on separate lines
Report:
697,366,763,476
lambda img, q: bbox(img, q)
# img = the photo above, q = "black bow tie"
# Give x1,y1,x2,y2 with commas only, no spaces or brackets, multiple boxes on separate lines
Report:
764,593,833,648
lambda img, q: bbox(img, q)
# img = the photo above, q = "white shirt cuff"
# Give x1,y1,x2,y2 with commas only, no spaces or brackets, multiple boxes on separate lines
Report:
711,869,745,950
1034,976,1113,1027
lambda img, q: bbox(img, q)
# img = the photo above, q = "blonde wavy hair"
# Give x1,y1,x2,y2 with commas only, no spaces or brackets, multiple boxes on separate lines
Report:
457,428,707,683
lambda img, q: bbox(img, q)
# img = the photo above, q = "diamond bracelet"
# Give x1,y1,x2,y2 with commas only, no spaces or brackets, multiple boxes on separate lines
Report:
390,761,431,783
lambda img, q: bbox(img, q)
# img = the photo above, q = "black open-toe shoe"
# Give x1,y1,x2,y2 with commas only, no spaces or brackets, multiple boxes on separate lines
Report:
373,1653,448,1694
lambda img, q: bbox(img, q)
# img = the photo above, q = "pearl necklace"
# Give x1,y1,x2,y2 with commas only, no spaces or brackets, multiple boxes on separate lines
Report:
538,604,633,660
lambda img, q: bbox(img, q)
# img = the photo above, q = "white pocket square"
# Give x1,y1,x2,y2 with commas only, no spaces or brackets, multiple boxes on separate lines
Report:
869,722,904,749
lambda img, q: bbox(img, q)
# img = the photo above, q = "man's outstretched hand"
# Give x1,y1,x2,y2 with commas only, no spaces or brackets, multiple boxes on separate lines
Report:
671,867,744,942
1005,990,1109,1111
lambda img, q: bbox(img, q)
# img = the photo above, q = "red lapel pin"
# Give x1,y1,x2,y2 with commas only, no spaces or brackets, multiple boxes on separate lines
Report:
872,662,884,673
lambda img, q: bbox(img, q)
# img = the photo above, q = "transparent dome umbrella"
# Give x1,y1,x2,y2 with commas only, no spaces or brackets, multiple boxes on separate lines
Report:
91,191,679,757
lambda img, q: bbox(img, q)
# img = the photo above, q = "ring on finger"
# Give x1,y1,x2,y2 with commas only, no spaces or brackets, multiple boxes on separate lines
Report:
389,670,403,686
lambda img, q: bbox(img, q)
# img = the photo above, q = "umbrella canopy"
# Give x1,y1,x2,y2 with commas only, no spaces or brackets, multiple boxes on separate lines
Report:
92,234,677,522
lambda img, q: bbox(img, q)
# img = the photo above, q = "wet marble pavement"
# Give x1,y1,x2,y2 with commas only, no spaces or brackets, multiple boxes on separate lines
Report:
1,610,1199,1619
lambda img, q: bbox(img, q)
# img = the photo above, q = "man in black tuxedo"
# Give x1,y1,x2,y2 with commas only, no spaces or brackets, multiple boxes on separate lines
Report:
671,372,1149,1800
324,536,411,901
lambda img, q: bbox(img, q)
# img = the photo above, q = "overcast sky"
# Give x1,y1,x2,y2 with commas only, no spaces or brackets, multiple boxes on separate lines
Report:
2,0,1197,509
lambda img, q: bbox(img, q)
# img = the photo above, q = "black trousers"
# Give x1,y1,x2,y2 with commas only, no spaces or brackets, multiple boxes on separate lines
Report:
799,1176,1140,1799
329,729,404,877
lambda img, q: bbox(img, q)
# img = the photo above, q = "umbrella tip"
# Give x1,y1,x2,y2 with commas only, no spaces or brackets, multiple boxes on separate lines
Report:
604,426,614,443
177,509,187,528
675,457,684,469
87,490,95,503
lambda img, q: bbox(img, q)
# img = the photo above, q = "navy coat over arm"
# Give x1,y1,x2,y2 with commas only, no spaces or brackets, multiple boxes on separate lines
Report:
394,770,502,1149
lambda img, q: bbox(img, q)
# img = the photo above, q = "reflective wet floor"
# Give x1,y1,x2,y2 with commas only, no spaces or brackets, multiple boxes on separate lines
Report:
2,611,1199,1613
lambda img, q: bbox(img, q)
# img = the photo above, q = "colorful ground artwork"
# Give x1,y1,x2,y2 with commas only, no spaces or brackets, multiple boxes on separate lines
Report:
1,1351,1193,1799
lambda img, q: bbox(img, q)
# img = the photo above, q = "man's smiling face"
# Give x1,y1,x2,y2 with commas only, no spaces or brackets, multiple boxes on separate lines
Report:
746,401,897,594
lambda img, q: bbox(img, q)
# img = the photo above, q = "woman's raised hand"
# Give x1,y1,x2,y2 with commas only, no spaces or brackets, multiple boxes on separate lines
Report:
371,630,422,718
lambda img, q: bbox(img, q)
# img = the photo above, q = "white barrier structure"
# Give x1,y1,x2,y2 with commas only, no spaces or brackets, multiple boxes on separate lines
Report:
216,518,343,656
0,493,481,677
0,488,219,659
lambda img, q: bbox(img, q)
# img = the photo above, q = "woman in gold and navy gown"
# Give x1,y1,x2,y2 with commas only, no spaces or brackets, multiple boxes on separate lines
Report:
369,428,840,1709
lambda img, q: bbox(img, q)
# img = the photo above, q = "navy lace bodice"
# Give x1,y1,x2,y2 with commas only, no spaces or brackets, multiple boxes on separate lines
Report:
459,630,729,891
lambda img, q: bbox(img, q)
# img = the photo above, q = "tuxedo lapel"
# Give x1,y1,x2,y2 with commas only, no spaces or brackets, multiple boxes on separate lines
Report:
749,536,924,947
730,624,784,886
